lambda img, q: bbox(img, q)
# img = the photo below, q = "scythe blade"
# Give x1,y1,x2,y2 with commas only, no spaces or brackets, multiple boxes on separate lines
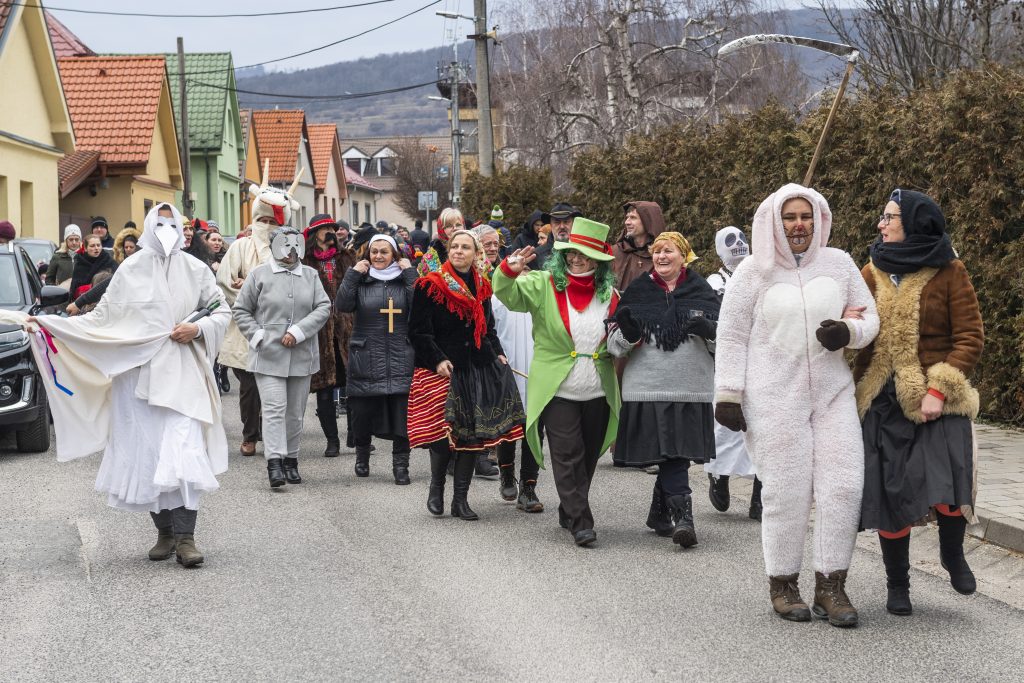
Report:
719,34,858,62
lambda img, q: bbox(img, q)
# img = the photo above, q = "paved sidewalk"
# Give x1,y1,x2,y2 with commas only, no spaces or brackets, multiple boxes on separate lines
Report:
971,423,1024,553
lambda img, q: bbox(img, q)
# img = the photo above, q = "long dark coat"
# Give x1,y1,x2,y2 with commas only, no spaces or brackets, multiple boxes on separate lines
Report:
303,247,357,392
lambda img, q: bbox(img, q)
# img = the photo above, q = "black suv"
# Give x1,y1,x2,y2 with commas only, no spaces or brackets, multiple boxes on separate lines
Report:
0,245,69,452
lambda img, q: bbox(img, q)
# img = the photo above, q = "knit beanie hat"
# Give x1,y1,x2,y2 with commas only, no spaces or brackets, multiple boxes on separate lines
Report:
0,221,15,240
64,224,82,240
490,205,503,221
90,216,108,230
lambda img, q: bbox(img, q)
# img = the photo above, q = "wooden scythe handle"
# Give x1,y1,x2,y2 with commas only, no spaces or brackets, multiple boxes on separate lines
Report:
803,58,856,187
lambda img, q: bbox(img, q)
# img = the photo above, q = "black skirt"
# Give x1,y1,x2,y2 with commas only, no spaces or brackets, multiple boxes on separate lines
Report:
613,401,716,468
348,393,409,440
444,361,526,449
861,380,974,532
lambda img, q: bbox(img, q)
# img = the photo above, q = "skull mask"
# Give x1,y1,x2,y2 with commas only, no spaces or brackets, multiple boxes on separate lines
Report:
270,227,304,268
715,226,749,271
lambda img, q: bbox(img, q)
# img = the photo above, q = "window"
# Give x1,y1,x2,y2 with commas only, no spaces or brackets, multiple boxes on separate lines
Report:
0,176,7,217
19,182,33,233
346,158,364,175
144,199,154,215
331,198,337,217
377,157,397,176
365,203,372,223
352,202,359,225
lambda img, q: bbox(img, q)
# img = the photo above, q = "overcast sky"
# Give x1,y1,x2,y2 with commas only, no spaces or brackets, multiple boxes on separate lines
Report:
51,0,465,72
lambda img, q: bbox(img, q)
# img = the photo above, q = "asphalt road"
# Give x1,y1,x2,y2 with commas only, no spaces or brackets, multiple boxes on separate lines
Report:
2,391,1023,682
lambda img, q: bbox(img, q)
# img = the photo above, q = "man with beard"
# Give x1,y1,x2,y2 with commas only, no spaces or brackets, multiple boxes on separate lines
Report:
533,202,580,269
611,201,668,290
217,162,304,457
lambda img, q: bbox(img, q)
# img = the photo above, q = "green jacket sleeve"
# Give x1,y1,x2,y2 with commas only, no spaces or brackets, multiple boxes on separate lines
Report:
492,266,549,314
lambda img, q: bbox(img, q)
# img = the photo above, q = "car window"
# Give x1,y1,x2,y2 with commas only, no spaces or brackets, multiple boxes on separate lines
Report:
18,242,53,265
20,249,43,298
0,256,24,306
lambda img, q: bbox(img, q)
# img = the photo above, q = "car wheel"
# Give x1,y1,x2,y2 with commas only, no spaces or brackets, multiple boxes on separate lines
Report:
16,388,50,453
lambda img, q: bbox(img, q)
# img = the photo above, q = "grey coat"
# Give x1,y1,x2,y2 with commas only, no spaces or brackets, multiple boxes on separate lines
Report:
232,262,331,377
336,266,417,397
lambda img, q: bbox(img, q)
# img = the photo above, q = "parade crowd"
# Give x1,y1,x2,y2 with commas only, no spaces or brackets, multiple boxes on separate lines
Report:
11,171,984,629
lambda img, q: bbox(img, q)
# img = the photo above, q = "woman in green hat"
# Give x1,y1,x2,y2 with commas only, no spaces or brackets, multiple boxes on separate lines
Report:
493,217,621,547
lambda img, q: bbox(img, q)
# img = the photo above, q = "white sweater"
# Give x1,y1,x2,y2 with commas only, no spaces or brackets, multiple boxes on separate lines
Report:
555,296,607,401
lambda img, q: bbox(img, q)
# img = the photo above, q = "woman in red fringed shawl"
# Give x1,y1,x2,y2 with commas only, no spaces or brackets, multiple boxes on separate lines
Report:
407,230,526,521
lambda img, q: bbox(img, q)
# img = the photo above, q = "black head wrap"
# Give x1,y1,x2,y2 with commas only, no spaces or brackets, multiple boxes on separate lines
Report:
869,189,957,274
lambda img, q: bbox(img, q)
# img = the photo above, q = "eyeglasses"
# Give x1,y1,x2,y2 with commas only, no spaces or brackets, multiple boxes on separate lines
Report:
879,213,901,226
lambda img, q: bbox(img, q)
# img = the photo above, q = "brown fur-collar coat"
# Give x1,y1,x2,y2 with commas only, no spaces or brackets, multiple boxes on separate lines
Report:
853,259,984,423
304,247,357,392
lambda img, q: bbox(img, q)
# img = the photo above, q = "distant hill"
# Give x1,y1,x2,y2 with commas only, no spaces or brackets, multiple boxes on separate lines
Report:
235,8,854,137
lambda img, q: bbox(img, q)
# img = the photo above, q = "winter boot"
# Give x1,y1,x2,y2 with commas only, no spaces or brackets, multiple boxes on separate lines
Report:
148,528,175,561
427,446,449,516
499,464,518,501
316,397,341,458
812,570,859,628
645,480,673,537
707,473,731,512
282,457,302,484
451,452,480,520
749,476,763,522
768,574,811,622
354,446,371,478
323,438,341,458
392,451,411,485
517,480,544,513
879,534,913,615
267,458,286,488
667,494,698,548
475,452,499,479
174,534,204,568
937,512,976,595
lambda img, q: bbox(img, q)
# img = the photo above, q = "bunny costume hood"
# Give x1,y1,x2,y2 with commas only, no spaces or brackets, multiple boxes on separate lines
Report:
713,184,879,579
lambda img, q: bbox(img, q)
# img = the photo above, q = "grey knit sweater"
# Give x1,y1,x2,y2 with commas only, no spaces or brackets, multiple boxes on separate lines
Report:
607,327,715,403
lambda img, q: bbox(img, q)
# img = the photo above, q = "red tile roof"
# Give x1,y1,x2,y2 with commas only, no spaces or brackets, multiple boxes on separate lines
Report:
307,123,338,192
57,56,167,166
252,109,310,185
57,149,100,198
45,10,93,57
344,165,382,193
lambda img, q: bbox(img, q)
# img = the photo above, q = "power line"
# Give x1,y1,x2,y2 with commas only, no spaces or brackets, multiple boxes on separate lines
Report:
172,0,443,76
189,78,439,101
15,0,402,18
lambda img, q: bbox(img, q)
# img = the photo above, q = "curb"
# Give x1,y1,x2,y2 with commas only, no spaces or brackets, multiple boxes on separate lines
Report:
968,507,1024,555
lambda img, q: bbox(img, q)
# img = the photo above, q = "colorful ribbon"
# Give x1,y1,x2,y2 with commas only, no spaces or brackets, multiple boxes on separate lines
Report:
36,328,73,396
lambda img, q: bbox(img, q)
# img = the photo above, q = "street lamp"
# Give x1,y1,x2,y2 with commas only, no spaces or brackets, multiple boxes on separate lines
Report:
427,94,462,206
436,11,479,21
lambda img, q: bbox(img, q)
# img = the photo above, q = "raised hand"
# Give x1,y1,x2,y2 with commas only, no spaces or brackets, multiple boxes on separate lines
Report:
504,246,537,274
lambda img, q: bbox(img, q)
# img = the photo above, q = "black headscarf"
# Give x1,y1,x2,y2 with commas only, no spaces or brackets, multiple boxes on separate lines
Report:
869,189,957,274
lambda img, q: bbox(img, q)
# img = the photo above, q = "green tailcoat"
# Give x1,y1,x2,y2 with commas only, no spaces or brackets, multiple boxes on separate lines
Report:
492,268,620,465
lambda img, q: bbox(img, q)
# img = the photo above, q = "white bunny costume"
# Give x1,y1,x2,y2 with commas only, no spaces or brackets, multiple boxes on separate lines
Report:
714,184,879,577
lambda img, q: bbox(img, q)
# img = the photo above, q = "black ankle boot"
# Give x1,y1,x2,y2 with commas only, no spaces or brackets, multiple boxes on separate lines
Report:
499,464,518,501
708,473,731,512
451,452,479,520
667,494,697,548
427,446,449,516
323,438,341,458
937,512,976,595
645,480,673,537
474,452,498,479
392,452,411,485
749,476,763,522
267,458,286,488
879,533,913,615
354,446,370,477
282,457,302,484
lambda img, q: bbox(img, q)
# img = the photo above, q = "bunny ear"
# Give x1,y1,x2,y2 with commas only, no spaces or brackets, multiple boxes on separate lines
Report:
288,168,305,197
261,159,270,188
290,198,301,212
248,183,261,199
751,194,776,271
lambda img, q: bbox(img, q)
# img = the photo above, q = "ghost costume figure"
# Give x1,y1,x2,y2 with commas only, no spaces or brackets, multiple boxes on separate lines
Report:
25,203,229,568
714,184,879,627
232,228,331,488
704,227,762,519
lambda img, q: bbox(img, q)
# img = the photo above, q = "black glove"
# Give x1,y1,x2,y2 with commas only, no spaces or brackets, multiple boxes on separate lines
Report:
715,402,747,432
815,319,850,352
685,315,717,341
615,306,643,344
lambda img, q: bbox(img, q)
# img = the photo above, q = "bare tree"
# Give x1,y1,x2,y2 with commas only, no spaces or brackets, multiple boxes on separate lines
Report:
818,0,1024,93
391,138,455,220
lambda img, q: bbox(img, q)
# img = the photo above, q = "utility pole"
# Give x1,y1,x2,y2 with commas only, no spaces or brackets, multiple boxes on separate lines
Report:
448,62,463,207
470,0,494,176
176,38,193,219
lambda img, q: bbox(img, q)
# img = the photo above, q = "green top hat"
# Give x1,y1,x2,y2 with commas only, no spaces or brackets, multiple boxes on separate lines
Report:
553,217,615,262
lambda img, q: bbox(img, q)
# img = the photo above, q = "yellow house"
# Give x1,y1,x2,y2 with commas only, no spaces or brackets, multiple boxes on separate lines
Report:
57,55,182,236
238,108,262,230
0,0,75,241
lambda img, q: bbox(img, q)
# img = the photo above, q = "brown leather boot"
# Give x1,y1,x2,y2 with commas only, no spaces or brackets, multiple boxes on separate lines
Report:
768,574,811,622
812,570,858,627
148,530,175,561
174,534,205,568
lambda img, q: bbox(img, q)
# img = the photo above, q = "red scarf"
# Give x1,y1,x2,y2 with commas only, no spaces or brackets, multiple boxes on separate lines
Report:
651,269,686,292
313,247,337,283
417,260,492,348
566,273,596,311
